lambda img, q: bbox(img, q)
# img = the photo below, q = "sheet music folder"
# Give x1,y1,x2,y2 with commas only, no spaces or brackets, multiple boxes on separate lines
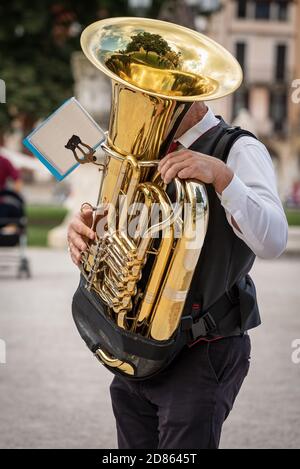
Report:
23,97,105,181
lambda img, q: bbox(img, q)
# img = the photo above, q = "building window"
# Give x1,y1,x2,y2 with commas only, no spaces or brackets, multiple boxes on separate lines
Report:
275,44,287,82
232,87,249,120
235,42,247,77
237,0,247,18
277,0,288,21
236,0,289,21
270,89,287,133
255,1,271,19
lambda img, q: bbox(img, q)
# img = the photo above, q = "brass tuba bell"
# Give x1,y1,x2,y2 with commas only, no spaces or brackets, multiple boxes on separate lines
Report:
75,17,243,377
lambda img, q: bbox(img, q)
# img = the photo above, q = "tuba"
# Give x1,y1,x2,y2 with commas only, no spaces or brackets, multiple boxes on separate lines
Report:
72,17,242,379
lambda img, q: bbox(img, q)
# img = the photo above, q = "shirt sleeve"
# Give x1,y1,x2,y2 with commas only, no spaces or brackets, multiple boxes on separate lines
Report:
220,137,288,259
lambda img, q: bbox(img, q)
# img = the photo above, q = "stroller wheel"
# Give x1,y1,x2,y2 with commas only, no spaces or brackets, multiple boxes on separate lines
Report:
17,257,31,278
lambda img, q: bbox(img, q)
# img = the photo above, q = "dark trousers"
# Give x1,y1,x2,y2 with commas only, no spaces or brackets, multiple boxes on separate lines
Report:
110,334,251,449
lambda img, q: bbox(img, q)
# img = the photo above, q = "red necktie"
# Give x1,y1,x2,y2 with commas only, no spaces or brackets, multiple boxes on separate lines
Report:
167,141,179,154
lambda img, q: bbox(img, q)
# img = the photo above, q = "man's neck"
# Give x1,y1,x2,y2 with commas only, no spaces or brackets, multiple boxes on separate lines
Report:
174,103,208,140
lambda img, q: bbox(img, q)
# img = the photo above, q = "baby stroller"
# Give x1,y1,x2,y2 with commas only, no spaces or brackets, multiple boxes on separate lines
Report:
0,189,31,278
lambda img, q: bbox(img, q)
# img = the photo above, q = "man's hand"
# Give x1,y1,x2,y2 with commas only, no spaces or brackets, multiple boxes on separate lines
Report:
67,208,95,266
158,149,234,194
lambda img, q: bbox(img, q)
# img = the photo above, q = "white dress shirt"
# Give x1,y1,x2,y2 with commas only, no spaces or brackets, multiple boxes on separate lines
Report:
176,107,288,259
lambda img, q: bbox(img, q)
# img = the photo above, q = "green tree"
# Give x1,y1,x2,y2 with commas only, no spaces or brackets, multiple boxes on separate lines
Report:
0,0,132,137
119,32,181,69
124,32,172,56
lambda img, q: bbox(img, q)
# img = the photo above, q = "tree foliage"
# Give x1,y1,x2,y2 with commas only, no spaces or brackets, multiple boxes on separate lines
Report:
0,0,140,135
121,32,181,69
124,32,171,56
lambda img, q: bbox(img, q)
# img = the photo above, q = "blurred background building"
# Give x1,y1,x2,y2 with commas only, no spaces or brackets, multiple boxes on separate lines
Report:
205,0,300,199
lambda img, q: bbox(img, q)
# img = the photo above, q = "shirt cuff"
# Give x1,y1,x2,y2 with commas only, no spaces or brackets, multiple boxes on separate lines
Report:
220,174,249,215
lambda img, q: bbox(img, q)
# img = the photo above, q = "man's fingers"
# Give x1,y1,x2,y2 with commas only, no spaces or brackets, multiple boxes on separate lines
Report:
159,150,208,173
159,155,189,177
67,208,97,267
69,242,81,266
163,161,189,183
158,149,181,168
159,156,191,179
162,158,194,183
71,215,95,240
68,230,87,252
158,150,188,172
80,208,94,228
177,166,195,179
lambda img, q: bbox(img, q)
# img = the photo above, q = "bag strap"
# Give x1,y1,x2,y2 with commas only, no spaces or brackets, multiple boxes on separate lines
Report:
181,126,258,345
211,126,257,163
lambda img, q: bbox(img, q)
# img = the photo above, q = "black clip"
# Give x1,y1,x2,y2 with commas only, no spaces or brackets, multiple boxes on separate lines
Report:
65,134,96,164
190,312,217,340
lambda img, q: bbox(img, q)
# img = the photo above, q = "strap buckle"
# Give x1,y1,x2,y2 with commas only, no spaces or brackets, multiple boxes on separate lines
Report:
190,312,217,340
181,312,217,343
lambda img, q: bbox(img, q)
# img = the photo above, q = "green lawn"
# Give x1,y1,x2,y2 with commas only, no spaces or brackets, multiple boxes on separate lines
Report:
26,205,68,247
25,205,300,247
285,209,300,227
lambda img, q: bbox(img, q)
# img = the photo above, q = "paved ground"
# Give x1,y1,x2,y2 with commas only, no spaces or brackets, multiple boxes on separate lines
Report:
0,248,299,449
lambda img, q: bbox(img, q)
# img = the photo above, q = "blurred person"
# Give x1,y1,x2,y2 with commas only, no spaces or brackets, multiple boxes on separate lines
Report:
289,181,300,208
0,143,23,236
67,102,288,449
0,153,22,193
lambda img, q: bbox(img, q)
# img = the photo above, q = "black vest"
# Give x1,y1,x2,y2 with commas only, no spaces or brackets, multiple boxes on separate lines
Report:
183,118,261,334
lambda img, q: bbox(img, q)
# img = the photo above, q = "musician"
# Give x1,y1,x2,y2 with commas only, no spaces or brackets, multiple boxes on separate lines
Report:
67,102,288,449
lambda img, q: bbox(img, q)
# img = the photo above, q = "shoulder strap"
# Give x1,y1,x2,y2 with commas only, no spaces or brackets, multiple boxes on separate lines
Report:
212,126,257,163
180,126,259,344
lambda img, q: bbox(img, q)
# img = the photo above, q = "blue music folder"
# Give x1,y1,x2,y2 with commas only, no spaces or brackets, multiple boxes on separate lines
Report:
23,97,105,181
